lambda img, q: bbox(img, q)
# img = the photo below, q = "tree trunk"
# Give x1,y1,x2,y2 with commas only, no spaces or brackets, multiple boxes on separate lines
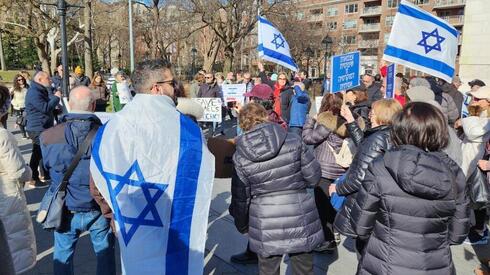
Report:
84,0,93,78
223,45,234,74
203,39,220,73
35,35,50,73
150,6,160,59
0,31,6,71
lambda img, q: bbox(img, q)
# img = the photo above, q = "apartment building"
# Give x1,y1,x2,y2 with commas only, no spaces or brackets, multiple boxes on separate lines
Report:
298,0,465,77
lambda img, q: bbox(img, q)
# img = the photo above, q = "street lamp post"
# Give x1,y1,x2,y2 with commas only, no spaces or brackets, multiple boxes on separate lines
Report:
191,47,197,77
322,35,333,80
305,46,314,78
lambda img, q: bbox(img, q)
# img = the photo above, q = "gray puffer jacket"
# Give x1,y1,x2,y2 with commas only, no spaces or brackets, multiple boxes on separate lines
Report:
233,122,323,257
350,145,470,275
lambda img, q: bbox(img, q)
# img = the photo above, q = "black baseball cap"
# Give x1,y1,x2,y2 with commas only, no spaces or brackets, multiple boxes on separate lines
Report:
468,79,486,88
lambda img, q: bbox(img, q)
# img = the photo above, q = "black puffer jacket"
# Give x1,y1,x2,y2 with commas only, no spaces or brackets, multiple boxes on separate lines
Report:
351,145,470,275
334,123,393,236
233,122,323,257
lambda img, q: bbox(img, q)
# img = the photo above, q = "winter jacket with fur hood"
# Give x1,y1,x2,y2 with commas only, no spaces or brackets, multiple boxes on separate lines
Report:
0,128,36,274
350,145,470,275
233,122,323,257
302,112,351,179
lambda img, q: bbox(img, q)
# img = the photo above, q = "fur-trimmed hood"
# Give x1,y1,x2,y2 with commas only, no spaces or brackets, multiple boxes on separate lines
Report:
317,111,364,138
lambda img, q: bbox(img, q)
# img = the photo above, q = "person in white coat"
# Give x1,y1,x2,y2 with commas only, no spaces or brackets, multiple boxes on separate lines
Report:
0,85,36,274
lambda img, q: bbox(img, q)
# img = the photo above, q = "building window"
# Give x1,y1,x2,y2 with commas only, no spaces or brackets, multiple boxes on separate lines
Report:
345,4,358,14
327,7,338,16
343,19,357,30
384,33,391,43
310,8,323,15
342,35,357,45
387,0,399,8
385,15,395,27
327,21,337,30
309,22,323,29
414,0,429,5
297,11,304,20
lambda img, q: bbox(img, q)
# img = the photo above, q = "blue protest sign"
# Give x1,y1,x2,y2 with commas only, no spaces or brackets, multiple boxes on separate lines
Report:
330,51,361,93
385,64,396,98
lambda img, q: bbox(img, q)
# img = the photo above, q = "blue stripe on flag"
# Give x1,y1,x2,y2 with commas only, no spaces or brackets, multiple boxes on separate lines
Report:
258,44,298,70
166,114,203,275
399,3,458,37
258,16,275,28
384,45,454,79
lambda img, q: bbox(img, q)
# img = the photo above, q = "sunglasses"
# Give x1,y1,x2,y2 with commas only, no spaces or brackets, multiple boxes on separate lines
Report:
156,79,175,86
17,79,24,81
278,78,287,80
205,76,213,79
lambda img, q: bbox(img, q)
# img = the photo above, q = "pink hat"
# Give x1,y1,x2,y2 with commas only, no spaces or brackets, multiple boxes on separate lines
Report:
244,84,274,100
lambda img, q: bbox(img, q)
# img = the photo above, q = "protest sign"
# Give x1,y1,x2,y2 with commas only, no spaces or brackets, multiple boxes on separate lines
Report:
116,82,133,104
330,51,361,93
221,84,246,105
385,63,396,98
194,98,222,123
315,96,323,112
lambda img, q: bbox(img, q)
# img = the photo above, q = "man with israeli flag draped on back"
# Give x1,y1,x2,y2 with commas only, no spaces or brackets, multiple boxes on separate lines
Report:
383,0,458,82
257,16,298,72
90,59,215,275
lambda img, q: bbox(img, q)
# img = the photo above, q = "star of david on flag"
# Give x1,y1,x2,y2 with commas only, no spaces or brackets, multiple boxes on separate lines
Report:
101,160,168,246
257,16,298,72
383,0,459,82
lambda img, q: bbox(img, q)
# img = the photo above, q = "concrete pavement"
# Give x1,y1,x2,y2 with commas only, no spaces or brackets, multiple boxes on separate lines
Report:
5,116,488,275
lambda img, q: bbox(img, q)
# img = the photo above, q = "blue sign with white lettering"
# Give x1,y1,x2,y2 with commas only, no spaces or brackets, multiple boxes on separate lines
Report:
385,64,396,98
330,51,361,93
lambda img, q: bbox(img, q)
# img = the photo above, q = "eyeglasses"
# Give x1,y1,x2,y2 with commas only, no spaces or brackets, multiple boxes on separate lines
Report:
156,79,175,86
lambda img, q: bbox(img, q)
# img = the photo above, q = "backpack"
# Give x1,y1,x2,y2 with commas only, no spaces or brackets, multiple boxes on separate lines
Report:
326,138,357,168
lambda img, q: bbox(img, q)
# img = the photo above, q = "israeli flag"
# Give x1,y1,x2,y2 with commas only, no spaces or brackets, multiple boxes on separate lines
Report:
90,95,215,275
383,0,458,82
258,16,298,72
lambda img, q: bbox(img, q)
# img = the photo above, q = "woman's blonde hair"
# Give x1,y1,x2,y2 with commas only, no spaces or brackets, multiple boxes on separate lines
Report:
239,102,269,131
371,99,402,126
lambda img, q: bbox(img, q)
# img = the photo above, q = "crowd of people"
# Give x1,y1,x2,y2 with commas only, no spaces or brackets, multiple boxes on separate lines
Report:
0,57,489,275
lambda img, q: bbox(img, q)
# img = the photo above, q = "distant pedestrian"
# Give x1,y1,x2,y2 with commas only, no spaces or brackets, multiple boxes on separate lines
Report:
90,72,109,112
10,74,29,138
361,74,383,105
73,66,91,87
25,71,61,186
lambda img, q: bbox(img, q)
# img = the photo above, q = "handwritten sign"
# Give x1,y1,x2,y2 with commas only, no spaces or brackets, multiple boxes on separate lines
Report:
221,84,246,105
385,63,396,98
193,98,222,122
330,51,361,93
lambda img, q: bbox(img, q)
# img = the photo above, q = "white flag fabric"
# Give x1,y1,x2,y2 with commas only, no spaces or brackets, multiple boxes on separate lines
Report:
383,0,458,82
258,16,298,72
90,94,215,275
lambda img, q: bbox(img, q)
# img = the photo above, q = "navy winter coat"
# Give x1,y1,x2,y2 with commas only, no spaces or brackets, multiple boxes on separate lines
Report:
40,113,101,212
25,81,60,132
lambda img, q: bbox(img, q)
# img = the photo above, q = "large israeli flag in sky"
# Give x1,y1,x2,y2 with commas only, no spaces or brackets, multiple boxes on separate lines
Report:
90,95,215,275
258,16,298,72
383,0,458,82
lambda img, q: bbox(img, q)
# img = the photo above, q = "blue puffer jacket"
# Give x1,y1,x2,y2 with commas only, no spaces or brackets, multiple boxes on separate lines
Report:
25,81,60,132
288,86,310,128
40,113,101,212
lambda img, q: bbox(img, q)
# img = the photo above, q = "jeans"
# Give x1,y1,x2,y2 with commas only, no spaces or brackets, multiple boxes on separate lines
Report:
54,210,115,275
314,178,337,242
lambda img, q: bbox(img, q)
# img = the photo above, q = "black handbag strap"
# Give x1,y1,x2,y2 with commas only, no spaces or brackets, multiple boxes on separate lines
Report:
59,125,99,192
